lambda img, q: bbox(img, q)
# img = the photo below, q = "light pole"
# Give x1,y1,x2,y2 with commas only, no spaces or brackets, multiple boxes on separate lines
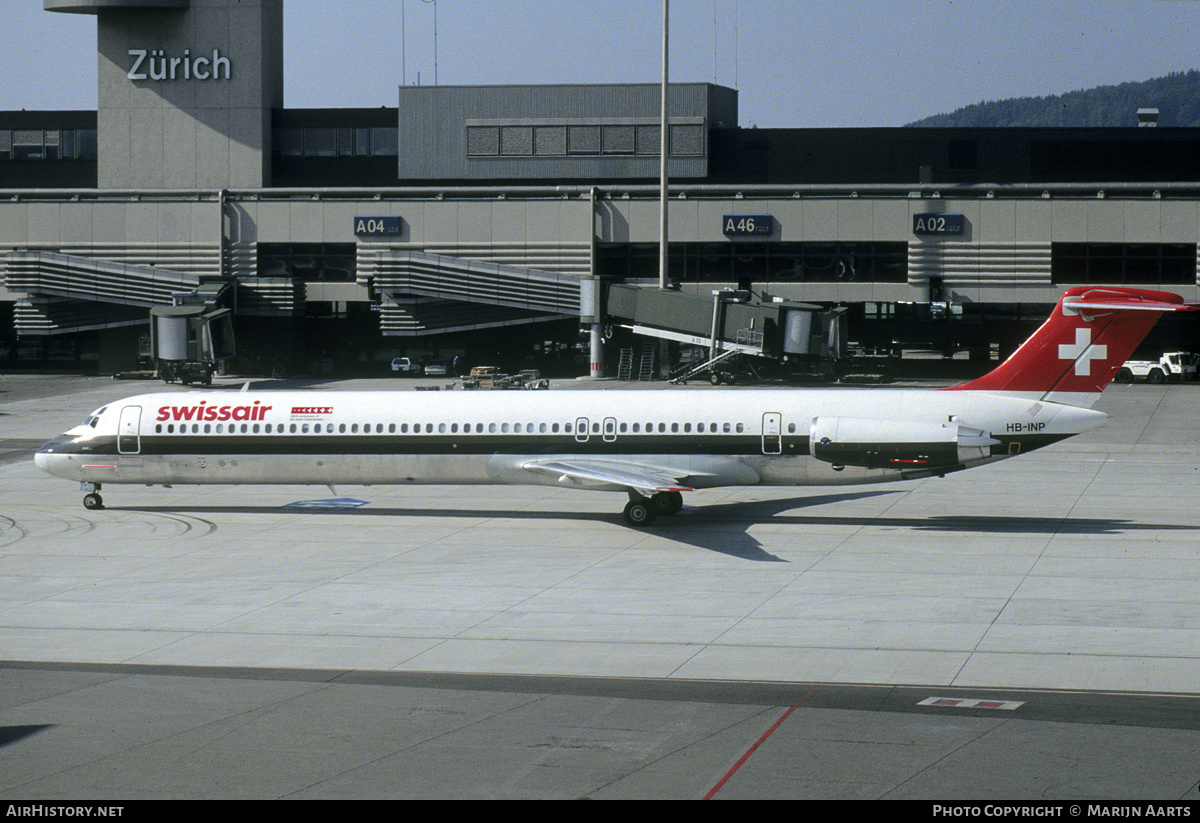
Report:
421,0,438,85
658,0,669,291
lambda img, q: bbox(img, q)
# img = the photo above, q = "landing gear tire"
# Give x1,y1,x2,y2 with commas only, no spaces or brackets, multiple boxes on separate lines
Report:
83,492,104,510
623,499,657,527
651,491,683,516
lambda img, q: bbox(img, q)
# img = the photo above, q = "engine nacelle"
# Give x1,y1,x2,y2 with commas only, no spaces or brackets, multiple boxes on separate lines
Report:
810,416,998,470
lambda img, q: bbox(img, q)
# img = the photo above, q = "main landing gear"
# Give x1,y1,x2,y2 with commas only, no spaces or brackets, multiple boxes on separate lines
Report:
81,482,104,510
622,490,684,527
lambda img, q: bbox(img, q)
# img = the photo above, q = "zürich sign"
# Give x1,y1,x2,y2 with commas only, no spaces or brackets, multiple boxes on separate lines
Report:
128,49,232,81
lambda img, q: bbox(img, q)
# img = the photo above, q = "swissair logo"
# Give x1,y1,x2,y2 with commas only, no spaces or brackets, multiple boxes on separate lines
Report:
1058,328,1108,376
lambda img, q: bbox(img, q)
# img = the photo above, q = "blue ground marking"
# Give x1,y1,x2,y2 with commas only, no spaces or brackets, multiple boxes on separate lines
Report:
282,497,370,510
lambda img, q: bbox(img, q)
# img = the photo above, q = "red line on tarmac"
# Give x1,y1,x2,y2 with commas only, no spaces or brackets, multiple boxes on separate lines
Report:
703,685,818,800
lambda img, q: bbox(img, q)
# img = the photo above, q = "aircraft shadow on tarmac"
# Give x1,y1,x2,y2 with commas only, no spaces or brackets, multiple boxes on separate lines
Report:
0,724,52,748
123,488,1195,563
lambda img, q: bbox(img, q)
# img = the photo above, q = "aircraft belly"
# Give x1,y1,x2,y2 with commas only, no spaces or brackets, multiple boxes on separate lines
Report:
46,448,986,490
57,453,496,486
753,454,909,486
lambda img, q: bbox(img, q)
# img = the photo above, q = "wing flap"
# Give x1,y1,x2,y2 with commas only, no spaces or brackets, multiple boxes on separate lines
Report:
521,458,696,496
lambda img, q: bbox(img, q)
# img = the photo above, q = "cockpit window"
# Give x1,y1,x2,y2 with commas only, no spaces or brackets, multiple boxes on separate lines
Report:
82,407,106,428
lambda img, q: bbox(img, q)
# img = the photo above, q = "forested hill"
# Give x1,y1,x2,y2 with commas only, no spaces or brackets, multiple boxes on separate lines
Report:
906,70,1200,127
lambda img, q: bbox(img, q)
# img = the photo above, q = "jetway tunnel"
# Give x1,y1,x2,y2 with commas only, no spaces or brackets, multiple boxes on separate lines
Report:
600,283,847,382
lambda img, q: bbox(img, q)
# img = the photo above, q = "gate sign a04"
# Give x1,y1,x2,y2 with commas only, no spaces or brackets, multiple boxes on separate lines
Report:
354,216,404,236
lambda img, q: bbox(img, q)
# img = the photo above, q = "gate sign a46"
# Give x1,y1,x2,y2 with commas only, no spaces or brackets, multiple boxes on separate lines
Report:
723,214,773,237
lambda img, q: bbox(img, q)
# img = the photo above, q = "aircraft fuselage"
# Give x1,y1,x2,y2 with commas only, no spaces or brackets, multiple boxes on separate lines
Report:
35,387,1105,493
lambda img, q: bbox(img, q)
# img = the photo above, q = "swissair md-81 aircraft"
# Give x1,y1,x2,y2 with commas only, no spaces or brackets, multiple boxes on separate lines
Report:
35,287,1196,526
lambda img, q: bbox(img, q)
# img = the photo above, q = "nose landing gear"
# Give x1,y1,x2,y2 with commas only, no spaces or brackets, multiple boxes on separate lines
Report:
81,482,104,510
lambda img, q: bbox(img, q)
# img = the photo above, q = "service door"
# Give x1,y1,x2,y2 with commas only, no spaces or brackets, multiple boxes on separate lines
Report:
118,405,142,454
761,412,782,455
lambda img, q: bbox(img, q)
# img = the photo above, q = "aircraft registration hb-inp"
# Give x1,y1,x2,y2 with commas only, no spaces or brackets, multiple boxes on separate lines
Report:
36,287,1197,527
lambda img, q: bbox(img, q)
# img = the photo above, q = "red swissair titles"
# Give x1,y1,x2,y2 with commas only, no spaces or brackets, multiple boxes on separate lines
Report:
156,401,272,422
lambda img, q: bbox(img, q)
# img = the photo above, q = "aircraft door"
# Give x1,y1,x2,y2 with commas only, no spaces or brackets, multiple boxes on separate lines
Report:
603,417,617,442
575,417,589,443
118,405,142,454
761,412,782,455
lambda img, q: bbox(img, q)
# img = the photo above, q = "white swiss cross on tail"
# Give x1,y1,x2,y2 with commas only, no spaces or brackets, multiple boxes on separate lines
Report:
1058,328,1108,376
943,287,1195,408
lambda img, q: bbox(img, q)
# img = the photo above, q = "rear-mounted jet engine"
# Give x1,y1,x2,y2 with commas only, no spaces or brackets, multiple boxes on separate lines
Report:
809,416,999,471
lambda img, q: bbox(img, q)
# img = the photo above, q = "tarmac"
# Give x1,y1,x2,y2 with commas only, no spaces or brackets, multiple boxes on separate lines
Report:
1,373,1199,800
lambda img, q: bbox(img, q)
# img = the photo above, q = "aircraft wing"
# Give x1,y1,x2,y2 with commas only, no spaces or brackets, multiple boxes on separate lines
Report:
521,458,697,496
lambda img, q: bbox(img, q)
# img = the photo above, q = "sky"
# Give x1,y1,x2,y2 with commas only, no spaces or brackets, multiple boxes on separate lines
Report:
3,0,1200,127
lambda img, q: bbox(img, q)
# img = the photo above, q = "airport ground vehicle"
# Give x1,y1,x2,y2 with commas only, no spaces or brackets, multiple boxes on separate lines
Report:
1113,352,1198,383
390,357,421,376
462,368,549,390
35,288,1197,526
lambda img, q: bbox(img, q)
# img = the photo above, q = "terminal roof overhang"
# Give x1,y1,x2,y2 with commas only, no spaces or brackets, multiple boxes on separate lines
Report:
45,0,188,13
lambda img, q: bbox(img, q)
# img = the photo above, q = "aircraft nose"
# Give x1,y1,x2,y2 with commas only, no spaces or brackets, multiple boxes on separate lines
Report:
34,435,78,476
36,434,71,455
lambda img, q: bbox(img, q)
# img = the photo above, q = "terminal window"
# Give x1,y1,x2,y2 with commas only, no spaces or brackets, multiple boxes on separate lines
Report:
602,125,635,155
567,126,601,155
275,127,397,158
0,129,96,161
258,244,356,282
466,122,695,158
1051,243,1197,285
534,126,567,155
501,126,533,156
597,242,908,283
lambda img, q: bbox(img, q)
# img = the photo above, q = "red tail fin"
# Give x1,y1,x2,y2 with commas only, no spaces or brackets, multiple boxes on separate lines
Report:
944,287,1193,407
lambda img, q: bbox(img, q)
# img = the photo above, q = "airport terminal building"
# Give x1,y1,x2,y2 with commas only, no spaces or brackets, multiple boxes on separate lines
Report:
3,0,1200,374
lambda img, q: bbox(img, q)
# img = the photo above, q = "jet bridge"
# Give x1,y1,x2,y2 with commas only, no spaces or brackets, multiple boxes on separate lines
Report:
602,283,846,383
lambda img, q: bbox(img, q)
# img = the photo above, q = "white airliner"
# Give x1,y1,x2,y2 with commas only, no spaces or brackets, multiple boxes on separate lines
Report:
35,287,1196,526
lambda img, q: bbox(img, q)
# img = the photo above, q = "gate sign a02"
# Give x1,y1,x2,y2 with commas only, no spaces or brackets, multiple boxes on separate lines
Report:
913,213,964,236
